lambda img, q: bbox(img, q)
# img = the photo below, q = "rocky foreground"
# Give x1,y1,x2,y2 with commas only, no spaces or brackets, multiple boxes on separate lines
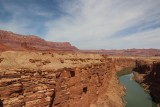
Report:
0,51,137,107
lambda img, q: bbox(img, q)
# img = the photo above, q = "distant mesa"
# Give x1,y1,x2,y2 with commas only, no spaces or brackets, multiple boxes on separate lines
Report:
0,29,78,52
81,49,160,56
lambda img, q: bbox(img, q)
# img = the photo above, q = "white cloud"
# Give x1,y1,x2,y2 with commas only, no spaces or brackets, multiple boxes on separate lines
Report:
103,28,160,49
45,0,160,49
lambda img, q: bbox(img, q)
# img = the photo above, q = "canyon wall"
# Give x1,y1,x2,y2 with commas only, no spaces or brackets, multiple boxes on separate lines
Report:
0,69,56,107
0,51,135,107
134,59,160,106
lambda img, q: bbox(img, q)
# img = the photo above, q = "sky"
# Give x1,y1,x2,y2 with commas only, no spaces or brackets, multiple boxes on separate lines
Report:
0,0,160,49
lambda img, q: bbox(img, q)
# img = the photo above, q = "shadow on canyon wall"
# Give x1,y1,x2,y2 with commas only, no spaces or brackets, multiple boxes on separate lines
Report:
0,99,3,107
49,90,56,107
134,61,160,104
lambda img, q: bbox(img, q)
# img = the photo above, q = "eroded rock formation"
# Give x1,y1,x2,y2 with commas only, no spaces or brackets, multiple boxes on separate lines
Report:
0,69,56,107
134,59,160,106
0,51,135,107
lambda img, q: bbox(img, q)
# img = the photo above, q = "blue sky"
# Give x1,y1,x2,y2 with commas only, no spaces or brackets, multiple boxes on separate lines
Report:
0,0,160,49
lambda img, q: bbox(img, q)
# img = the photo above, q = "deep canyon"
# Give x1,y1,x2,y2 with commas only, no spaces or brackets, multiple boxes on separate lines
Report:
0,30,160,107
0,51,135,107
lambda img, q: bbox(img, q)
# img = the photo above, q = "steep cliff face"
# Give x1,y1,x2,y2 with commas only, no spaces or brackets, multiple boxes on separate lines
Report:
0,30,78,51
134,59,160,106
0,51,135,107
53,58,135,107
0,69,56,107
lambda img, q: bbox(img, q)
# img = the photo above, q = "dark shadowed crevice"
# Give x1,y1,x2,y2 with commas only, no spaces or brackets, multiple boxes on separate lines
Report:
49,89,56,107
83,87,88,94
0,99,3,107
70,71,75,77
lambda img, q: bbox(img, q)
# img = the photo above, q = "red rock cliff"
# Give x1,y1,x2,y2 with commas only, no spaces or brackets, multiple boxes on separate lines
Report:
0,30,78,51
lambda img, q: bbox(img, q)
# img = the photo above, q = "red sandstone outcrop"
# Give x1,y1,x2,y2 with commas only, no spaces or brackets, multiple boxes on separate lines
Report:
0,51,135,107
134,59,160,106
0,30,78,51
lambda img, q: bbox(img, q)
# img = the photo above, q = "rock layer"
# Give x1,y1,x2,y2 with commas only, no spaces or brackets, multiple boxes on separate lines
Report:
0,69,56,107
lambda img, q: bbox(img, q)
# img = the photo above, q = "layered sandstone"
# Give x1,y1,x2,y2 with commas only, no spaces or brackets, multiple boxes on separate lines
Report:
0,51,135,107
134,58,160,106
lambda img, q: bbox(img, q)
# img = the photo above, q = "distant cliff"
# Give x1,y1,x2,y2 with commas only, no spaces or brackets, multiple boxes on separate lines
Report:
81,49,160,56
1,29,160,56
0,30,78,51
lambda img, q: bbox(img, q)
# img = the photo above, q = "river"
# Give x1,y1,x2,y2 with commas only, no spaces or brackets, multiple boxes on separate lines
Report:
118,72,156,107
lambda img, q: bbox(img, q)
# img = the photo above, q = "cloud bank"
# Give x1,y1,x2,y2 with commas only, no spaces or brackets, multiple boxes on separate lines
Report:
0,0,160,49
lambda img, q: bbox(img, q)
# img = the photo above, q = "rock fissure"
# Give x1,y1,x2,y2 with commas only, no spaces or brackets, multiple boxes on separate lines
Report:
49,89,56,107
